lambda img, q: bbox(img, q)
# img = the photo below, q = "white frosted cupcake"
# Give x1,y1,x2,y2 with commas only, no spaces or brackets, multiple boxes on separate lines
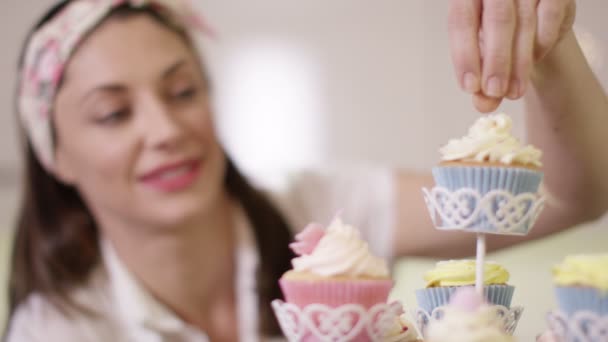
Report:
432,113,544,234
426,287,516,342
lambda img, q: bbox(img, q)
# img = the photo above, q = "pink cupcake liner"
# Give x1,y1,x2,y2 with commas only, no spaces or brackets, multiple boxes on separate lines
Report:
279,278,393,309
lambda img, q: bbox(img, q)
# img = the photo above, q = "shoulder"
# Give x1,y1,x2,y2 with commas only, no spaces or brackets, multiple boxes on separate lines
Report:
5,267,119,342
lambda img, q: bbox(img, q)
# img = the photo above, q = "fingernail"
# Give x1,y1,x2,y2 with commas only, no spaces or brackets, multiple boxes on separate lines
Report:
507,79,520,99
486,76,505,98
463,73,479,94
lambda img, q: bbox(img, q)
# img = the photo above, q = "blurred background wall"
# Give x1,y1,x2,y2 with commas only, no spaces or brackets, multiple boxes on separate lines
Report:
1,1,607,340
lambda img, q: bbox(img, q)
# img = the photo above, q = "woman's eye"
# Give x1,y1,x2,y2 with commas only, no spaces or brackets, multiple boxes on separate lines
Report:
96,109,130,125
174,87,197,100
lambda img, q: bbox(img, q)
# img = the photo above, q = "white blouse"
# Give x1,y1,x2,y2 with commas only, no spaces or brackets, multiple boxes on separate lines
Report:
5,167,397,342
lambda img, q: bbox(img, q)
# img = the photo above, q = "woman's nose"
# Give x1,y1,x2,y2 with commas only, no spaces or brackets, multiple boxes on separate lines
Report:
141,97,185,150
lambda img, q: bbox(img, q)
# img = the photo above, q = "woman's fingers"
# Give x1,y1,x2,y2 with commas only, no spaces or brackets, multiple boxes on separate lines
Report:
535,0,567,60
448,0,483,94
480,0,517,98
449,0,575,111
473,92,503,113
506,0,538,100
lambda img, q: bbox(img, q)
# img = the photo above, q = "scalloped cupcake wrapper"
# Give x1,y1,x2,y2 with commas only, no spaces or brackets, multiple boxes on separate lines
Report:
431,166,543,233
555,286,608,317
272,300,408,342
279,278,393,309
547,309,608,342
415,285,515,313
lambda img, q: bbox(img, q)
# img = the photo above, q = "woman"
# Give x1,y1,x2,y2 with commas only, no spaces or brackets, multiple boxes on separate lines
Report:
4,0,607,341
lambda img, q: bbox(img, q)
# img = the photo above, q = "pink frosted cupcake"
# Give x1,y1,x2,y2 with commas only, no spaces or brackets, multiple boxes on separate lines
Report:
279,217,393,309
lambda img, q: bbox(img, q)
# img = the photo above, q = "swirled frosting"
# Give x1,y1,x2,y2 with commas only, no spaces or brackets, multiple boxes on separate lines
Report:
553,254,608,291
290,217,389,278
425,306,515,342
424,260,510,287
439,113,542,167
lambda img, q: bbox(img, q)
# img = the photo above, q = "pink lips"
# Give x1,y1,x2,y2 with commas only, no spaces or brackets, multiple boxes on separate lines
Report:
139,159,202,192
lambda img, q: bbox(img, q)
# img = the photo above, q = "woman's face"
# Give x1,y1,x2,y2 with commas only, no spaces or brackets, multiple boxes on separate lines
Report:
53,13,226,230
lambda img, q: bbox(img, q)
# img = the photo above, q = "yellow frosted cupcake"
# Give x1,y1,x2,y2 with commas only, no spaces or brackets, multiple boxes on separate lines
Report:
553,254,608,316
416,260,514,313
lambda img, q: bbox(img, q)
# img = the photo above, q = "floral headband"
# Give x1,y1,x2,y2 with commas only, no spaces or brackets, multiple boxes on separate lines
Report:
18,0,212,171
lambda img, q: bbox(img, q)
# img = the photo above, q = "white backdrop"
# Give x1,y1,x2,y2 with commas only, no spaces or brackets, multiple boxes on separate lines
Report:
2,1,606,181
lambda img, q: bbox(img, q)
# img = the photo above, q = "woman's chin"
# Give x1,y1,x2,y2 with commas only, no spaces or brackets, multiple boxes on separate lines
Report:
139,187,223,229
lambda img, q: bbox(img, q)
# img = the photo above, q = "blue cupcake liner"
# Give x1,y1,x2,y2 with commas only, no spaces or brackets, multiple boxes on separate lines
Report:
431,166,543,234
555,286,608,317
432,166,542,194
415,285,515,313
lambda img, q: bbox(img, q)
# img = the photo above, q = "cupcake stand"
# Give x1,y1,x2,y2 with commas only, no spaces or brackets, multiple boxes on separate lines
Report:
270,181,546,341
419,183,546,337
271,184,604,341
423,182,608,342
271,175,604,340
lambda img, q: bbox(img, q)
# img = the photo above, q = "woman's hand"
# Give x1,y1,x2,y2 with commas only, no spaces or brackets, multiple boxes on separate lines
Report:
448,0,576,112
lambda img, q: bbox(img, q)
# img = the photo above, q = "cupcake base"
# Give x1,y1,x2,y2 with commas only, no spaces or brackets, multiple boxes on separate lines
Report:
555,286,608,317
547,309,608,342
272,300,409,341
415,304,524,337
425,165,544,235
279,277,393,309
432,165,543,195
416,285,515,313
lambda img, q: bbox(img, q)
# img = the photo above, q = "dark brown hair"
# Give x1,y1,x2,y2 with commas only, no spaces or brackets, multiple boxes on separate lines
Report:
5,1,294,337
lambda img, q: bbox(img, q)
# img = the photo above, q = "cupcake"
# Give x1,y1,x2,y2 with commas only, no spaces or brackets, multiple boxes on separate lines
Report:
553,254,608,316
425,287,516,342
279,217,393,309
431,113,544,234
416,260,514,313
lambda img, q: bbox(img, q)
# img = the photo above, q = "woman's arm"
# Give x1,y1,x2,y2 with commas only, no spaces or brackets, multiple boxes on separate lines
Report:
393,171,478,258
526,30,608,225
392,1,608,258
